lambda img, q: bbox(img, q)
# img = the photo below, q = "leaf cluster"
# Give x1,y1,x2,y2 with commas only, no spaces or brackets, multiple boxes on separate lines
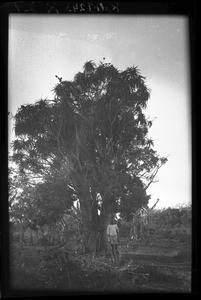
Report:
11,61,167,219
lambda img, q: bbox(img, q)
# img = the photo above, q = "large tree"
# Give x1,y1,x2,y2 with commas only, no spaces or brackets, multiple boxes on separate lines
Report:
11,61,167,252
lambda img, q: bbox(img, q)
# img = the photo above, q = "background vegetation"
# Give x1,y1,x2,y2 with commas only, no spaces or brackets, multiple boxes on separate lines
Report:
9,205,191,294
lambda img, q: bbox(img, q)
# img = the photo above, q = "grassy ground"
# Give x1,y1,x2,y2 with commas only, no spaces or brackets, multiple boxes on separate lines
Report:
9,238,191,295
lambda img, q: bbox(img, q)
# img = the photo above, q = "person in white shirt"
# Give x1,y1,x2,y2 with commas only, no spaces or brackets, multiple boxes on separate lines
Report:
107,218,120,259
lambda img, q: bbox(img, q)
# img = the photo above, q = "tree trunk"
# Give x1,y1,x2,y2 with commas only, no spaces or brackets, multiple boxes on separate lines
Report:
79,195,96,253
96,201,113,253
96,213,111,253
79,194,112,253
82,217,111,253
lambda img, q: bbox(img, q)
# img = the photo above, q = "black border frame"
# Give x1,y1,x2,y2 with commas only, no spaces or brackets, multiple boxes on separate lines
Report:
0,1,197,297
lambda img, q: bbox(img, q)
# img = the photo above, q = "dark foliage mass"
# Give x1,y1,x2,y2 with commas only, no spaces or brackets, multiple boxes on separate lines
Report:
10,61,167,252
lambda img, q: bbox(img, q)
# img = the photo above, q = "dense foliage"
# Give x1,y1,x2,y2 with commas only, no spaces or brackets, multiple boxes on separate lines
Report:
148,206,191,244
10,61,167,251
118,205,191,246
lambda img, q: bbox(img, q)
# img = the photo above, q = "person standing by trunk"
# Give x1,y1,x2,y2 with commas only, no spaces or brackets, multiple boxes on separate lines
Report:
107,217,120,260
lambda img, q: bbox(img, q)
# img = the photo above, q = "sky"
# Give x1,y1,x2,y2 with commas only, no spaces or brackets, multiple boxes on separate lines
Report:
8,15,192,209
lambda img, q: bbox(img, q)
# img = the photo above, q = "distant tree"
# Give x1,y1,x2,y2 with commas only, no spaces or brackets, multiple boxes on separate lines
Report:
9,170,74,229
11,61,167,252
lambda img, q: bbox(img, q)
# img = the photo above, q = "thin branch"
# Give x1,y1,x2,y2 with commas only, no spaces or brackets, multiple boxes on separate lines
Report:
150,198,160,210
144,162,163,190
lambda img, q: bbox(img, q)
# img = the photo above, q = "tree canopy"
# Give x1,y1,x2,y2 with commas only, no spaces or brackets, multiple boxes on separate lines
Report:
10,61,167,251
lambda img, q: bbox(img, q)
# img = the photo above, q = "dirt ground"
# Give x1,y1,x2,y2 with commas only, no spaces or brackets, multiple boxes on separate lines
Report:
9,239,191,294
118,241,191,292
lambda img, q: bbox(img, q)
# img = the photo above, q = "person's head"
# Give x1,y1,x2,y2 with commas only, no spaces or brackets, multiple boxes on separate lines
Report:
110,217,116,225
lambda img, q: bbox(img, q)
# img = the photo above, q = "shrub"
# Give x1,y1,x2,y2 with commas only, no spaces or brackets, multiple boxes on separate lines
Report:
148,205,191,243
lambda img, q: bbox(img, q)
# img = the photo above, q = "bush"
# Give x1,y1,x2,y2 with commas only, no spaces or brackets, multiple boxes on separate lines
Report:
148,205,191,243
